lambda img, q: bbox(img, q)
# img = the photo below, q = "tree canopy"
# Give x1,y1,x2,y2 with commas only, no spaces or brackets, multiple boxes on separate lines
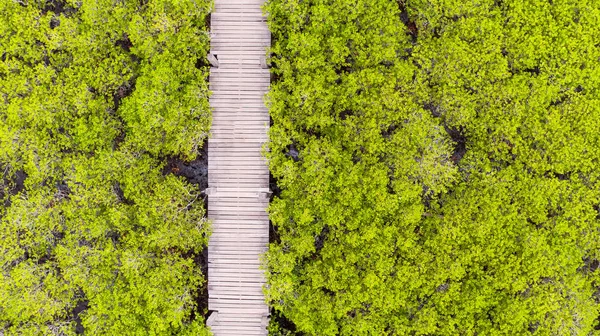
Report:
0,0,212,334
265,0,600,334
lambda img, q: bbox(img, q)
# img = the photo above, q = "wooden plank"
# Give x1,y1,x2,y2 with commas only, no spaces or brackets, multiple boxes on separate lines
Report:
208,200,269,207
211,19,268,25
209,141,266,148
211,226,269,233
215,1,265,6
209,300,267,309
208,138,266,144
210,123,269,129
208,246,268,253
208,293,266,301
209,294,265,302
209,261,268,269
210,71,269,78
210,229,269,235
208,178,269,183
210,219,270,225
209,269,266,276
207,315,266,326
209,274,266,282
208,169,269,175
209,297,267,304
210,108,268,114
210,225,270,232
209,228,269,235
209,184,269,189
212,14,267,22
212,28,270,34
207,307,268,316
207,168,269,174
210,114,268,119
210,85,270,91
210,99,268,103
211,45,270,52
208,208,269,214
207,157,267,162
210,78,269,84
209,135,268,140
209,255,266,262
208,285,265,292
209,329,267,336
208,282,266,289
214,3,265,8
206,189,269,195
208,178,270,184
210,233,270,239
207,184,269,189
209,150,265,156
209,234,269,240
213,7,264,14
210,129,268,134
210,74,271,80
210,117,269,122
208,260,264,267
214,62,267,69
209,159,268,168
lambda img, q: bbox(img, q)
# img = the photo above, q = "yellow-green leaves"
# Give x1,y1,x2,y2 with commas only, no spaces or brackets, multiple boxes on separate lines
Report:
267,0,600,334
0,0,212,334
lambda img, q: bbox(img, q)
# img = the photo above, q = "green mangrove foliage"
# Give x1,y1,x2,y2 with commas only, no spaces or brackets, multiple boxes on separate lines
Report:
0,0,212,334
265,0,600,334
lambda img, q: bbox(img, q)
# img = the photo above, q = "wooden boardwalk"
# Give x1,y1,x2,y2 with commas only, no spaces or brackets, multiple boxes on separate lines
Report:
205,0,270,334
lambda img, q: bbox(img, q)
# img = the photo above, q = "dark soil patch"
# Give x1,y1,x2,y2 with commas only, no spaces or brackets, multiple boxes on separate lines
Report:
1,168,27,206
71,291,89,334
314,225,329,252
14,169,26,194
424,102,442,117
580,257,600,274
112,182,133,205
195,56,210,70
163,142,208,190
56,181,70,198
398,1,418,43
160,141,209,323
339,109,353,121
112,81,135,111
269,172,281,245
285,143,300,162
112,126,126,150
50,16,60,29
270,68,281,83
205,12,211,31
269,309,304,335
543,170,571,181
445,125,467,164
189,247,209,323
523,66,541,76
115,33,133,52
381,124,397,139
42,0,78,16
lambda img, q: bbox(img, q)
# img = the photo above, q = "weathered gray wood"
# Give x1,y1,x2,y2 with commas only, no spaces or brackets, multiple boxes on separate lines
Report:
208,0,270,334
207,312,219,326
208,53,220,67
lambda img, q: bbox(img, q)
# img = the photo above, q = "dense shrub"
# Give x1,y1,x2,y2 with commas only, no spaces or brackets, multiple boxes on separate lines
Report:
265,0,600,334
0,0,212,334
